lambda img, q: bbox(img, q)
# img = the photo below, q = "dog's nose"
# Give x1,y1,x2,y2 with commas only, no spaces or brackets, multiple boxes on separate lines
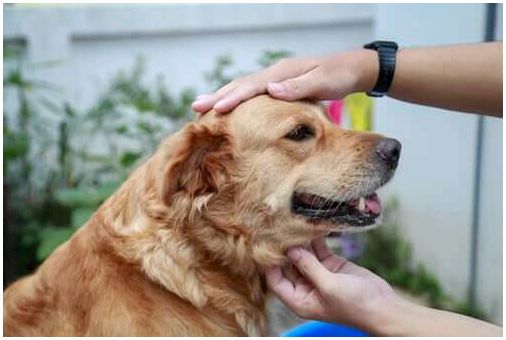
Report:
375,138,401,168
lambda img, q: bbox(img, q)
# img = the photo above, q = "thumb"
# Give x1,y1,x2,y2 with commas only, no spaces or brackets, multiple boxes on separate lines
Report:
287,247,332,293
267,68,323,101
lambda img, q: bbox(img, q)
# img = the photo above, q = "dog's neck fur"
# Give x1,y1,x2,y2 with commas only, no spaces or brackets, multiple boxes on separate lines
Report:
93,159,269,336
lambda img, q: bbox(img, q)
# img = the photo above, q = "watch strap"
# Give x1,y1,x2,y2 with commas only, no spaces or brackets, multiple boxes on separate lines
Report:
363,41,398,97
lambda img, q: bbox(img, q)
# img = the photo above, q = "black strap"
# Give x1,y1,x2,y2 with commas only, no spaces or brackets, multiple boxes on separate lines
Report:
363,41,398,97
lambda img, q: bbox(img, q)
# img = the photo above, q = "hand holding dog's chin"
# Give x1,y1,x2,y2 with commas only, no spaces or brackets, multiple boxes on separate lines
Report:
265,238,403,335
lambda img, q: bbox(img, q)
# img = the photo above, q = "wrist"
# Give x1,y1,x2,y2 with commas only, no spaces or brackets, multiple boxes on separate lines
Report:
362,293,416,336
352,49,379,94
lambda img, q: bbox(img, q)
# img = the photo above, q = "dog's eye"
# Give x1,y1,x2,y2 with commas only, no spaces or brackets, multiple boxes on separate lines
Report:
285,125,315,142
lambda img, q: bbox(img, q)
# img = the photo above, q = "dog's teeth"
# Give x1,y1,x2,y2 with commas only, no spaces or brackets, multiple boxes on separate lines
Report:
358,197,365,211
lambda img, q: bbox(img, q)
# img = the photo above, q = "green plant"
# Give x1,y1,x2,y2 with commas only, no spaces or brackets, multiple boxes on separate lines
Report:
3,51,198,283
4,43,69,284
25,56,199,263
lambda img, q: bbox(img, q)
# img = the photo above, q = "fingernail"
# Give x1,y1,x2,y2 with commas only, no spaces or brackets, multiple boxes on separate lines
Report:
196,94,211,100
214,99,230,112
268,82,287,95
192,99,210,107
287,247,303,261
191,101,210,113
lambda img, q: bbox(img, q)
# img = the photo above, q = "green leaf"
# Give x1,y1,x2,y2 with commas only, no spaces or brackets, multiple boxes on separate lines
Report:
136,121,155,134
95,180,121,201
115,125,128,134
131,92,156,112
4,70,32,88
120,151,141,167
4,46,20,59
55,187,100,207
3,131,30,161
36,226,76,261
71,207,95,228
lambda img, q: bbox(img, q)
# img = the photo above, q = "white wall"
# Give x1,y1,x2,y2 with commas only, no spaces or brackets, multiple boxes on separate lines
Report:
4,3,502,323
4,4,374,109
374,3,502,323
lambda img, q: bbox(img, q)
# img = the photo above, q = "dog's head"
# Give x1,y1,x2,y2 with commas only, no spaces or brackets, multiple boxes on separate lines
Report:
155,95,400,270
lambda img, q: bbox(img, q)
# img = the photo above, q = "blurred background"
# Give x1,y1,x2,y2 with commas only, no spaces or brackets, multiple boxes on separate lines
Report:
3,3,503,332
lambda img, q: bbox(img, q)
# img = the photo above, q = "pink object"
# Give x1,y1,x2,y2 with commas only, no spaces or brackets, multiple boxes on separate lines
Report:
365,193,382,214
327,100,344,126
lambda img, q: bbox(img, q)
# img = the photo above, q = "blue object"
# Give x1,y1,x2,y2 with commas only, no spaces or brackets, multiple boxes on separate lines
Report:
282,321,368,337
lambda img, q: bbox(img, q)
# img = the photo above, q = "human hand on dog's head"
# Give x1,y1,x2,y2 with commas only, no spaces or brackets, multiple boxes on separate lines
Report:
265,237,397,333
191,49,378,114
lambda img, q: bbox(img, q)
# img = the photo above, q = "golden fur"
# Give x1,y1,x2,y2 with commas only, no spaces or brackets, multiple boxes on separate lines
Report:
4,95,389,336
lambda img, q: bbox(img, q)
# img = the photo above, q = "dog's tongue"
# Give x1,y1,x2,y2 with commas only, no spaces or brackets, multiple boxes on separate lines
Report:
365,194,381,214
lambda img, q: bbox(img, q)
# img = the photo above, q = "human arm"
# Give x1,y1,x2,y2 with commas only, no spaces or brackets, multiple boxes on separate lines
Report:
265,237,502,336
389,42,502,117
192,42,502,117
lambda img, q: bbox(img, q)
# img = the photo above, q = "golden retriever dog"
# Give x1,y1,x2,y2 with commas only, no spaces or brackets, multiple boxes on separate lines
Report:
3,95,401,336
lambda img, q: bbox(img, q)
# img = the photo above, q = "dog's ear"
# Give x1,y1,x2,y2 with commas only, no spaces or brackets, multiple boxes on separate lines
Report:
161,123,235,205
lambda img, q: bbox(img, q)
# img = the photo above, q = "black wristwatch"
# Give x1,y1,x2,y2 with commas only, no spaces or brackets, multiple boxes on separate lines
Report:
363,40,398,97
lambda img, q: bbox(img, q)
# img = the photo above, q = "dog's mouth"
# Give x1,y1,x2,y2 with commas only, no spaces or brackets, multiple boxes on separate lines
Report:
291,191,381,227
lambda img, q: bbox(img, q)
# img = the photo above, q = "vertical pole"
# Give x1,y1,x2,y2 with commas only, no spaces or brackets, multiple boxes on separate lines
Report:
468,2,497,310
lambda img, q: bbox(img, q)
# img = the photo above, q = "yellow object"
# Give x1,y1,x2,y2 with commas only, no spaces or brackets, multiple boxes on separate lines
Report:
345,93,373,131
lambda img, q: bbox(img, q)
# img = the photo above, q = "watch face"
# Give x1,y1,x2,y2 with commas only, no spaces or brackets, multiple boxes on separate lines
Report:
364,40,398,51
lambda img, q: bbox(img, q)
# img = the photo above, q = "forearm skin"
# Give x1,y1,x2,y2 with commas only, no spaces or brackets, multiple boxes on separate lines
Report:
357,42,503,117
